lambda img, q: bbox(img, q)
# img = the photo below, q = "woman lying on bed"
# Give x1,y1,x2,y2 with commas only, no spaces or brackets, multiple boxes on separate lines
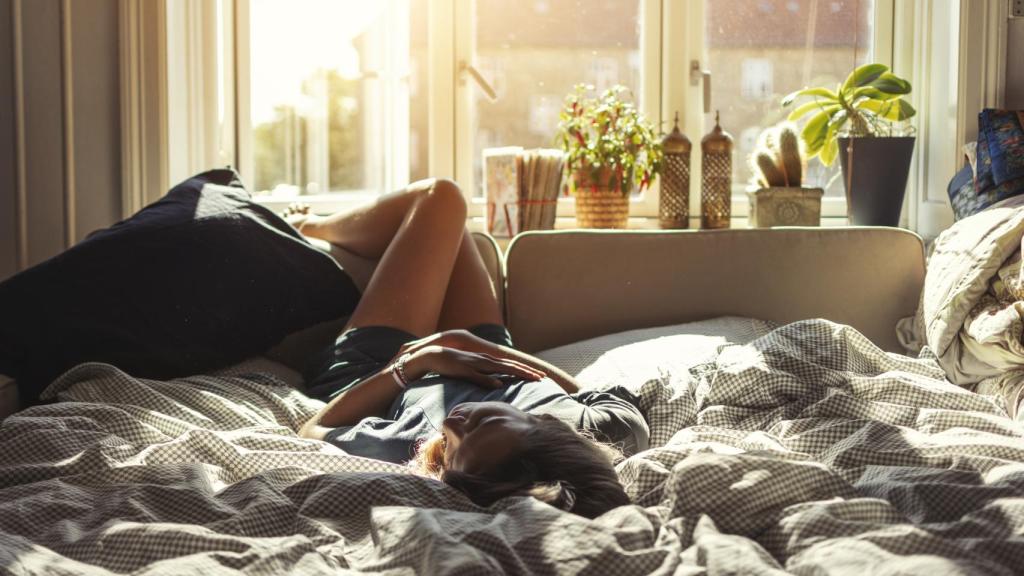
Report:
288,178,649,519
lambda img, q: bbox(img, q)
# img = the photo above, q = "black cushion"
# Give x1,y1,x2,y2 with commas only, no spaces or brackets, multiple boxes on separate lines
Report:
0,168,360,404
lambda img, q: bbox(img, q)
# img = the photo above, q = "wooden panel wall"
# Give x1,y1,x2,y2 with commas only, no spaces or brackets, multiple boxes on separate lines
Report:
0,0,121,282
0,0,15,280
1008,18,1024,110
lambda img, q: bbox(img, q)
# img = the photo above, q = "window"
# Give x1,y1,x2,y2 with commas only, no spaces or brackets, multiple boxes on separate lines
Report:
239,0,428,200
210,0,894,221
704,0,876,213
454,0,650,218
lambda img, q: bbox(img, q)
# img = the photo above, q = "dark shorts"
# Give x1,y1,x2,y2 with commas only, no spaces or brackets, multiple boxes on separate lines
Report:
303,323,514,402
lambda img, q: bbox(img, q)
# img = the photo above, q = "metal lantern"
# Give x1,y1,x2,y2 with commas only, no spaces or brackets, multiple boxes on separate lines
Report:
701,111,734,229
659,112,692,229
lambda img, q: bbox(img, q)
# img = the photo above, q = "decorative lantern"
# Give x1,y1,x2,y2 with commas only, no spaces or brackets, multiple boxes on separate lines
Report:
701,111,734,229
659,112,692,229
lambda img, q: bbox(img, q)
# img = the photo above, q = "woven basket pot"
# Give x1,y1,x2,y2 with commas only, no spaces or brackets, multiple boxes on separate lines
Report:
573,167,630,228
575,189,629,228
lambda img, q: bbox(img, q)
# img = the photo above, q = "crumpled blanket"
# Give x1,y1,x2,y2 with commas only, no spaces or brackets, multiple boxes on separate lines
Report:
898,195,1024,416
3,320,1024,574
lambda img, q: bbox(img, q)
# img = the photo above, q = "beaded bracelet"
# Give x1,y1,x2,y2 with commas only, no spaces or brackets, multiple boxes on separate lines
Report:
390,353,412,389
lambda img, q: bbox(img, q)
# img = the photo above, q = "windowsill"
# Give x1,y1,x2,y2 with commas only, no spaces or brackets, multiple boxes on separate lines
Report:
468,216,854,249
253,195,853,237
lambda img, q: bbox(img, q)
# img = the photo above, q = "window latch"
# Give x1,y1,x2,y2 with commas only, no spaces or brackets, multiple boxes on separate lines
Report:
459,61,498,102
690,60,712,114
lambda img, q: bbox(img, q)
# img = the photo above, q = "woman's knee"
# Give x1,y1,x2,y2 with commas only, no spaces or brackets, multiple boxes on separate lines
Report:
421,178,467,220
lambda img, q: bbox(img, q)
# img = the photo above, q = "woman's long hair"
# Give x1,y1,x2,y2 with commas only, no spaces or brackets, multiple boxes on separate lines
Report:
412,414,629,519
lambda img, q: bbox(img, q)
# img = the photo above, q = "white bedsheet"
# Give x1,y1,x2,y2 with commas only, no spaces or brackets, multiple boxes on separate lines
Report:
2,320,1024,574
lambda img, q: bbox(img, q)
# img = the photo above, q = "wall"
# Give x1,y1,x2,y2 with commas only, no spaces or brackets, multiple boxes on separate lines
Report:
0,0,15,280
1009,17,1024,109
0,0,121,282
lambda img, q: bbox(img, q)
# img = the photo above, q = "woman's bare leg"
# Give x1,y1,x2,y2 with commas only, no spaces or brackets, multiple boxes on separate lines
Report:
295,178,501,334
296,181,438,260
300,179,467,336
436,230,503,330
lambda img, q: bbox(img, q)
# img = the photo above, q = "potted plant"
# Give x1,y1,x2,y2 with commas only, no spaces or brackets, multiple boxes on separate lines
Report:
556,84,662,228
747,122,823,227
782,63,915,226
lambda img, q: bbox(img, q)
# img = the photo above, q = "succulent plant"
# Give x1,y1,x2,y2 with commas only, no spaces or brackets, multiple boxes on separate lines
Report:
749,122,804,188
781,63,915,166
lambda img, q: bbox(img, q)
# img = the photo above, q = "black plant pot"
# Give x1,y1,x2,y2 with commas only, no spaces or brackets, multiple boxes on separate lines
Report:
837,136,915,226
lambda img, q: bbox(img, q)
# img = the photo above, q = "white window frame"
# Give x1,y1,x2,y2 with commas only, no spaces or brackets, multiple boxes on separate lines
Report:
661,1,896,225
161,0,987,233
232,0,415,214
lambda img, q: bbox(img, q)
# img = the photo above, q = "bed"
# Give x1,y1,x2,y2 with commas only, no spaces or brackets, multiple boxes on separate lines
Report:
4,227,1024,575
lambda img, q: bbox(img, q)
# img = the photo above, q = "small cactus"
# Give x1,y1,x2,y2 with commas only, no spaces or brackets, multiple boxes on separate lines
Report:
755,151,785,188
749,122,805,188
777,122,803,187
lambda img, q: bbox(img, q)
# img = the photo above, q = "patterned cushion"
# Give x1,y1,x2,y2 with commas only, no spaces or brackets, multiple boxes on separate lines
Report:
947,163,980,221
981,109,1024,185
948,110,1024,220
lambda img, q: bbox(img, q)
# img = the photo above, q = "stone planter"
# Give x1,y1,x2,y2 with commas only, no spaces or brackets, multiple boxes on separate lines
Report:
747,187,824,227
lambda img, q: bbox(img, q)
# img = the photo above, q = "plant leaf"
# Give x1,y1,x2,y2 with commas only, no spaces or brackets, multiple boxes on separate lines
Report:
802,111,831,156
828,108,849,130
856,98,916,121
787,101,840,121
820,124,839,166
842,63,889,91
868,72,912,95
851,86,902,101
895,99,916,120
782,87,839,107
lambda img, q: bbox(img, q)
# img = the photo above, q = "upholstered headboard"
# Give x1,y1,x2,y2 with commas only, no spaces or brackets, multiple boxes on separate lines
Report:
1,228,924,419
504,228,926,354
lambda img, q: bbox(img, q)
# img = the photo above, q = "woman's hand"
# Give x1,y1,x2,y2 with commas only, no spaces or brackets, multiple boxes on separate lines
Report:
403,345,545,389
397,329,486,357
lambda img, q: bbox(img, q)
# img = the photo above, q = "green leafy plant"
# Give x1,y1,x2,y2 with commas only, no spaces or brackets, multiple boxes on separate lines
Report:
781,63,915,166
556,84,663,195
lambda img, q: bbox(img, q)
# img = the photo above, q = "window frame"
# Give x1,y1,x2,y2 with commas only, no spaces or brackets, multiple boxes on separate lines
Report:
451,0,663,219
193,0,901,222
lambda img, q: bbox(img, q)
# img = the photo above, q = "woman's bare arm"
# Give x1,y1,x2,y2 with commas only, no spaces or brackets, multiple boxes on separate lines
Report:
298,345,545,440
299,366,406,440
397,330,581,394
480,345,580,394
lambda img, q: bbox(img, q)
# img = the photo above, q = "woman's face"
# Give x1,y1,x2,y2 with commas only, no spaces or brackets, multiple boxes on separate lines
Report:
441,402,535,476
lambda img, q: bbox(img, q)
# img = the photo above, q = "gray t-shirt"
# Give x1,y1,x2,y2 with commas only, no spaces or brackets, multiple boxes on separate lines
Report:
324,375,650,464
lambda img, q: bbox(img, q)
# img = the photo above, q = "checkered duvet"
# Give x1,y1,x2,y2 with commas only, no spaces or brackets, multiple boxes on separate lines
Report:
2,319,1024,575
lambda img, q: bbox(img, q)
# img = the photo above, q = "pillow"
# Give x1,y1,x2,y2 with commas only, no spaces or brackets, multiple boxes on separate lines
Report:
535,316,776,381
947,163,980,221
974,132,1024,211
980,109,1024,186
949,112,1024,220
0,168,360,405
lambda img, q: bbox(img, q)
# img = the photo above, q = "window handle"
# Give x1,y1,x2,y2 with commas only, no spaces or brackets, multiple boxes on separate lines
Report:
459,61,498,101
690,60,711,114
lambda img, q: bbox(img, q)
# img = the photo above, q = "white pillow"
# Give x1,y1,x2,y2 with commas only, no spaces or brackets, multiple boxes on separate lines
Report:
535,316,776,388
